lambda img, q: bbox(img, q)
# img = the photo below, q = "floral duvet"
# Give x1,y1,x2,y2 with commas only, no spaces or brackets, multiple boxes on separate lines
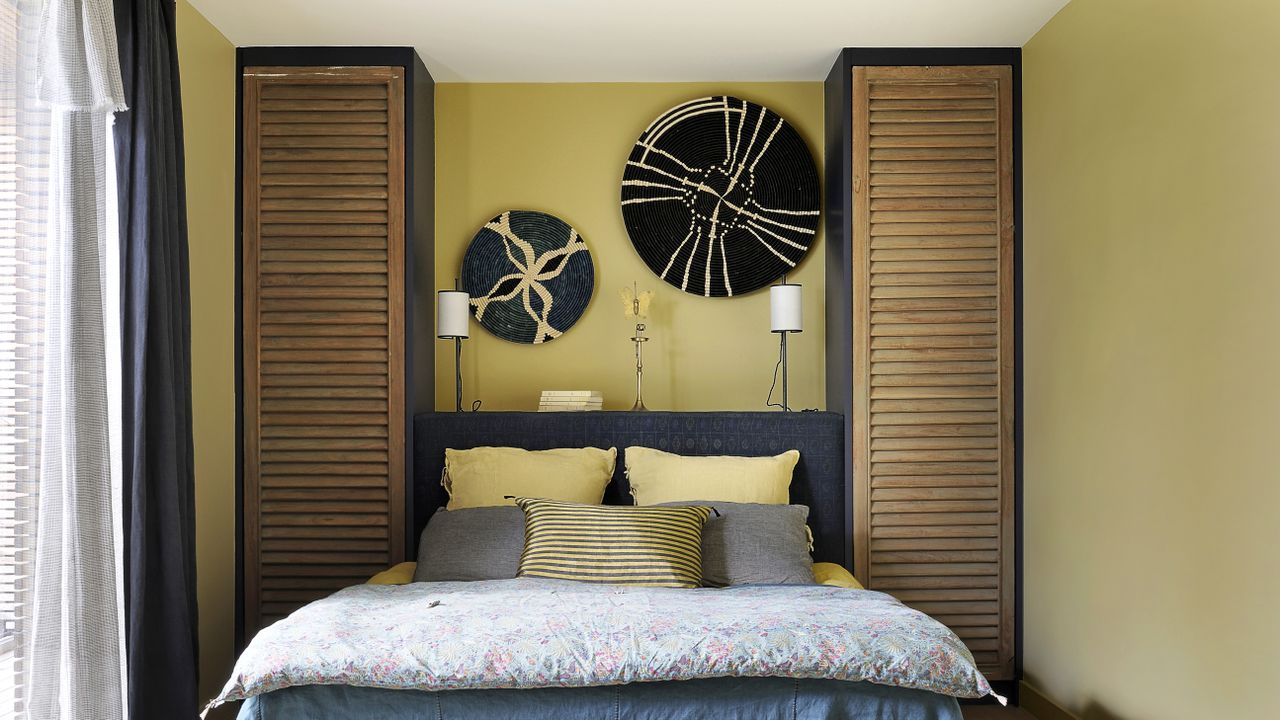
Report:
208,578,999,713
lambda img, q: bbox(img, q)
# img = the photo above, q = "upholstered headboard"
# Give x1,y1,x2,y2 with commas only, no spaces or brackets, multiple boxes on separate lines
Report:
411,411,849,567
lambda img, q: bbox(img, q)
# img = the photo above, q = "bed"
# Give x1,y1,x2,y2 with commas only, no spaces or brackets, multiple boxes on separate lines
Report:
210,412,1000,719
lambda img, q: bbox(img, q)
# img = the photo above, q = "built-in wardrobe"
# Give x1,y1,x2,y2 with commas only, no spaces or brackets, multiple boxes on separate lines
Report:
237,47,434,643
825,49,1020,684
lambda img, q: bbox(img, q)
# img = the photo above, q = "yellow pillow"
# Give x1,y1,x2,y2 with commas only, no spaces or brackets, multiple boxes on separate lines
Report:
625,446,799,505
367,562,416,585
813,562,863,589
444,446,617,509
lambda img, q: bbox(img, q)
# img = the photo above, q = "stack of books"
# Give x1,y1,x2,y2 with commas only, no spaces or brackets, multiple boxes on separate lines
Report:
538,390,604,412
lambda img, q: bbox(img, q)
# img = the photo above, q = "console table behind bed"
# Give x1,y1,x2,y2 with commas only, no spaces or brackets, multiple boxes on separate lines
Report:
411,411,849,567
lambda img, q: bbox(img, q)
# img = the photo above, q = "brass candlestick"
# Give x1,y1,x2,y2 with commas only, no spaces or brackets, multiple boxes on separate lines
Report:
620,283,654,412
630,322,649,411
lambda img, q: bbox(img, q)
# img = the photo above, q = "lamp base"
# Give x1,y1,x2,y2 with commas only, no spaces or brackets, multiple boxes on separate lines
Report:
631,325,650,411
781,330,789,412
453,337,463,412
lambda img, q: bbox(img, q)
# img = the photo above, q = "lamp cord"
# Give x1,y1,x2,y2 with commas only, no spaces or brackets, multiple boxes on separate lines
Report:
764,331,818,413
765,333,787,411
454,338,482,412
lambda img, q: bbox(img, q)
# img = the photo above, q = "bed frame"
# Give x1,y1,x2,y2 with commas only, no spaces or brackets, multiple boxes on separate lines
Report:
411,411,849,568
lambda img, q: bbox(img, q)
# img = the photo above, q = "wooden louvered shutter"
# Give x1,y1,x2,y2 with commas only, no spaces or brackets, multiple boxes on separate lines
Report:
850,65,1014,679
242,66,406,636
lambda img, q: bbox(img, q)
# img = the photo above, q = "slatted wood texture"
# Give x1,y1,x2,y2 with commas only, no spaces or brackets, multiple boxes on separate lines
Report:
851,66,1015,679
243,66,406,636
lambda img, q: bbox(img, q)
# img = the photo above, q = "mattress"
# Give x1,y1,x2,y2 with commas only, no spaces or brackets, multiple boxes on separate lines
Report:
235,677,964,720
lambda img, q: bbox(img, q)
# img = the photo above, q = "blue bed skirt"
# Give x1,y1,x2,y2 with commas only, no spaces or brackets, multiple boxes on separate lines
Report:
236,678,963,720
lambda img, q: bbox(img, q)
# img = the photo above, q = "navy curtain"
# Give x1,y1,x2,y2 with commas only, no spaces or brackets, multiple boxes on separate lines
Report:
112,0,199,717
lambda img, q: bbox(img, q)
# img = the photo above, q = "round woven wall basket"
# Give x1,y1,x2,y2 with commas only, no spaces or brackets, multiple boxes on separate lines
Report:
461,210,594,344
620,96,820,298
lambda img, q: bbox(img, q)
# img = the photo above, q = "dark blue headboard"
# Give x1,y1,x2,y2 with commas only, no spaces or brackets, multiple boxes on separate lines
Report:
412,411,849,568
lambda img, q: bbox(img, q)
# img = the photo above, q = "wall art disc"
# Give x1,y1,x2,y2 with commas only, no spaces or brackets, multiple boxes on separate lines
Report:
621,96,820,297
461,210,594,344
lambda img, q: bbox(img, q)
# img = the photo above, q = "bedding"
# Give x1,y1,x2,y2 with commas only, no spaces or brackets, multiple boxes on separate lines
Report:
516,498,714,588
664,501,815,586
443,446,616,508
207,578,998,713
625,446,799,505
413,506,524,582
235,677,964,720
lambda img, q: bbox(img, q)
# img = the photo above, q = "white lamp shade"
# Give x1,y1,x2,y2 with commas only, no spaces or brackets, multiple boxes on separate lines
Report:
770,283,803,333
437,290,471,339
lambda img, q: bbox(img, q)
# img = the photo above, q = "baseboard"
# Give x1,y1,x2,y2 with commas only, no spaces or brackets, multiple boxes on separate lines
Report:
1019,680,1079,720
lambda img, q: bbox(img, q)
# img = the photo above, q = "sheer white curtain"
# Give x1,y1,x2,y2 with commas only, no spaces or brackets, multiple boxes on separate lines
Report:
0,1,127,718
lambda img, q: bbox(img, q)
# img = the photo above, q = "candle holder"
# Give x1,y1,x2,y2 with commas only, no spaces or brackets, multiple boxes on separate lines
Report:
621,284,654,412
630,323,649,411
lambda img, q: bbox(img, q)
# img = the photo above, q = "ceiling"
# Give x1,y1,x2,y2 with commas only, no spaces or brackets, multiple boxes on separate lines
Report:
188,0,1070,82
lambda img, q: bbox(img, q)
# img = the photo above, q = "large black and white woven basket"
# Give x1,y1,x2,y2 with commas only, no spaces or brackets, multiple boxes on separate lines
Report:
621,96,819,297
461,210,594,344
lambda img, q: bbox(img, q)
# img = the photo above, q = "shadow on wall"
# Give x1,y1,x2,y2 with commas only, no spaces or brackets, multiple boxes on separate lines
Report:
1078,702,1129,720
1019,680,1133,720
645,288,676,406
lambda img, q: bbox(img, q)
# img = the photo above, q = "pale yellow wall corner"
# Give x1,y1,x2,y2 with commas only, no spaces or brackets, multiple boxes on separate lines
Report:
1023,0,1280,718
175,0,236,715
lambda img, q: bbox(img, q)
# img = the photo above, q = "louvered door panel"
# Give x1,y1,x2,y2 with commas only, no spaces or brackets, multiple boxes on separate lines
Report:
243,66,406,636
851,66,1014,679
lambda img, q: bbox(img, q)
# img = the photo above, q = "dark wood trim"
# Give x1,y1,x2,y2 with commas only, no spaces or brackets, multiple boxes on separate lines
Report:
407,52,436,561
238,46,422,69
823,47,1023,692
385,65,410,574
240,67,259,644
1010,51,1025,698
233,46,433,651
823,55,854,573
233,46,244,654
827,47,1021,69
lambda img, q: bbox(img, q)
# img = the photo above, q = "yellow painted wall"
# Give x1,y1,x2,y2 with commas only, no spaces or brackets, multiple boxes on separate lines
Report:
176,1,236,714
434,84,825,411
1023,1,1280,717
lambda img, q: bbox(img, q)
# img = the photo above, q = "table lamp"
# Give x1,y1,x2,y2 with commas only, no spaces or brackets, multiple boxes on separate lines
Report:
770,281,802,412
437,287,470,412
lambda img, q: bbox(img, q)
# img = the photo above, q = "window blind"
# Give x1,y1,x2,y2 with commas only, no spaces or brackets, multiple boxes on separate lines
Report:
0,0,46,713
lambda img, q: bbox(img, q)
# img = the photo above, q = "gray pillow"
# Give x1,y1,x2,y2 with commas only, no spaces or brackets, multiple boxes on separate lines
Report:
663,502,815,587
413,506,525,582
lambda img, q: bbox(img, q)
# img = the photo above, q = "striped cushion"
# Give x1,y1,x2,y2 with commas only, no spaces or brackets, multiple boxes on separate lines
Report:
514,498,714,588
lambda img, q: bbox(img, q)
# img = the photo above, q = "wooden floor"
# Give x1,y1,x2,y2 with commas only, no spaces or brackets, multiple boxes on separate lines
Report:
963,706,1038,719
